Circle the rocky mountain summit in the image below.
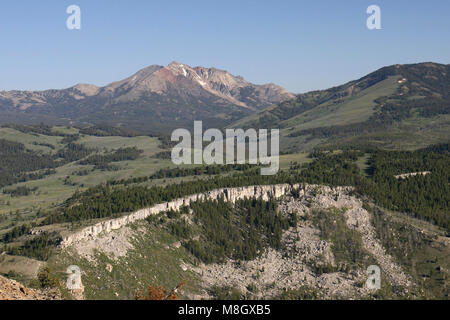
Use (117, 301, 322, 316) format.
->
(102, 61, 293, 110)
(0, 62, 293, 132)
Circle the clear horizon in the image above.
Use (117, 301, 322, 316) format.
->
(1, 0, 449, 94)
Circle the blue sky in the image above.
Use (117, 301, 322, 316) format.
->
(0, 0, 449, 93)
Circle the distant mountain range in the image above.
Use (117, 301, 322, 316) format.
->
(1, 61, 449, 150)
(0, 62, 293, 133)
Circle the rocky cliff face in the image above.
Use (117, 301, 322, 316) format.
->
(60, 184, 309, 248)
(58, 183, 424, 300)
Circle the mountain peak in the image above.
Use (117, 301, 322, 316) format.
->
(0, 62, 294, 132)
(166, 61, 190, 78)
(168, 60, 181, 66)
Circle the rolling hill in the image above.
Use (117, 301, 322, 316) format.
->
(233, 62, 450, 152)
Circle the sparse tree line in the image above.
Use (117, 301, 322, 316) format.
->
(0, 128, 145, 189)
(78, 147, 143, 166)
(2, 186, 38, 197)
(0, 139, 59, 188)
(3, 232, 61, 261)
(370, 206, 448, 299)
(1, 224, 32, 243)
(107, 164, 260, 186)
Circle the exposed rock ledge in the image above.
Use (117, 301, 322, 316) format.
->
(394, 171, 431, 179)
(60, 184, 350, 248)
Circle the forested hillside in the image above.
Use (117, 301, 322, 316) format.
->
(0, 139, 57, 188)
(33, 143, 450, 232)
(234, 62, 450, 153)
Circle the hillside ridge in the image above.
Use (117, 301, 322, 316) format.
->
(61, 183, 308, 247)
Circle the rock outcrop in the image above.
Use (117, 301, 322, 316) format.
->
(394, 171, 431, 179)
(189, 185, 412, 299)
(0, 275, 61, 300)
(61, 184, 357, 248)
(60, 183, 417, 299)
(60, 184, 312, 248)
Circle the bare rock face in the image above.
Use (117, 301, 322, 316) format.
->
(60, 184, 353, 249)
(60, 184, 304, 248)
